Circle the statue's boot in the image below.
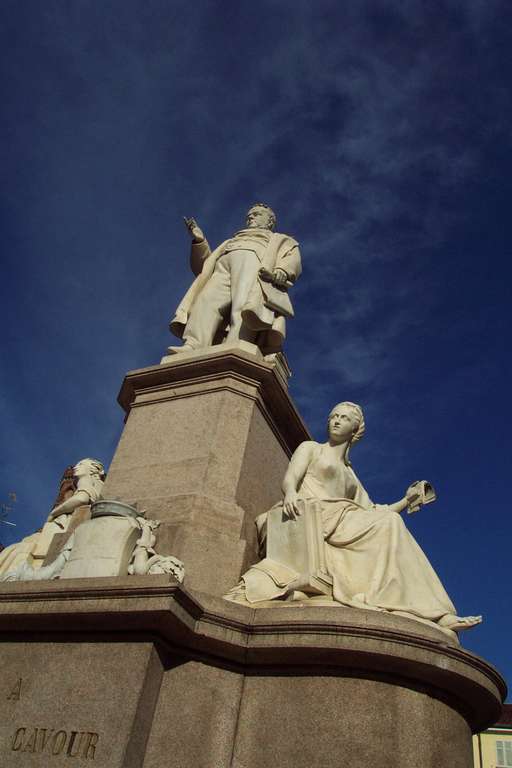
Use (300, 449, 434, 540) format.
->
(167, 344, 197, 355)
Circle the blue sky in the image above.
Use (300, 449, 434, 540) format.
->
(1, 1, 511, 691)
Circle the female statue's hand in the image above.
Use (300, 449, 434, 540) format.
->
(48, 503, 64, 520)
(405, 484, 423, 514)
(283, 491, 300, 520)
(405, 480, 436, 514)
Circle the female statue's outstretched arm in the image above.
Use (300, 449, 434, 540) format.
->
(385, 483, 437, 516)
(48, 491, 91, 520)
(386, 496, 409, 515)
(48, 458, 104, 520)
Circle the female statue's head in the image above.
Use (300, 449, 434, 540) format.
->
(72, 458, 105, 504)
(73, 458, 105, 480)
(327, 402, 365, 463)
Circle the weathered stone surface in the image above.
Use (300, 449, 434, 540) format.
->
(0, 638, 162, 767)
(231, 675, 473, 768)
(0, 577, 505, 767)
(143, 660, 242, 768)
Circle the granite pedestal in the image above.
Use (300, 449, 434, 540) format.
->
(0, 576, 505, 767)
(102, 348, 309, 596)
(0, 349, 505, 766)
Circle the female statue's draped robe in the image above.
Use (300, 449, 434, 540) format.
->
(228, 443, 456, 630)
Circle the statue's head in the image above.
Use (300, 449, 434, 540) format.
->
(327, 402, 365, 456)
(246, 203, 276, 231)
(73, 458, 105, 480)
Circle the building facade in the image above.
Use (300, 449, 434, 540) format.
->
(474, 705, 512, 767)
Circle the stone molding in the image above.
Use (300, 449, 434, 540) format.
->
(0, 576, 505, 733)
(117, 349, 310, 456)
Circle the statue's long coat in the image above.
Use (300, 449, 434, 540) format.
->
(170, 232, 302, 354)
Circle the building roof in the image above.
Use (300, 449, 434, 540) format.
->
(495, 704, 512, 727)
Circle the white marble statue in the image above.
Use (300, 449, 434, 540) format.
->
(168, 203, 302, 355)
(1, 500, 184, 584)
(47, 458, 105, 524)
(1, 538, 74, 582)
(225, 402, 481, 639)
(0, 458, 105, 577)
(128, 517, 185, 580)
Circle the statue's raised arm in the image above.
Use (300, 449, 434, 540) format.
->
(181, 216, 211, 278)
(183, 216, 205, 244)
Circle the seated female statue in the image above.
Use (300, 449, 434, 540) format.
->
(225, 402, 481, 639)
(0, 458, 104, 577)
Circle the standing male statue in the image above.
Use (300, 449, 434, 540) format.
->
(168, 203, 302, 356)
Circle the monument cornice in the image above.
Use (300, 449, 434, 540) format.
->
(0, 576, 504, 733)
(116, 349, 311, 455)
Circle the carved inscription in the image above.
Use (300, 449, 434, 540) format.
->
(7, 678, 22, 701)
(11, 727, 99, 759)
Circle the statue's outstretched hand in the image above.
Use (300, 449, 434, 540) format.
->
(183, 216, 205, 243)
(405, 480, 436, 514)
(283, 491, 300, 520)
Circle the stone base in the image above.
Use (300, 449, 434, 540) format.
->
(102, 348, 310, 596)
(0, 577, 505, 768)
